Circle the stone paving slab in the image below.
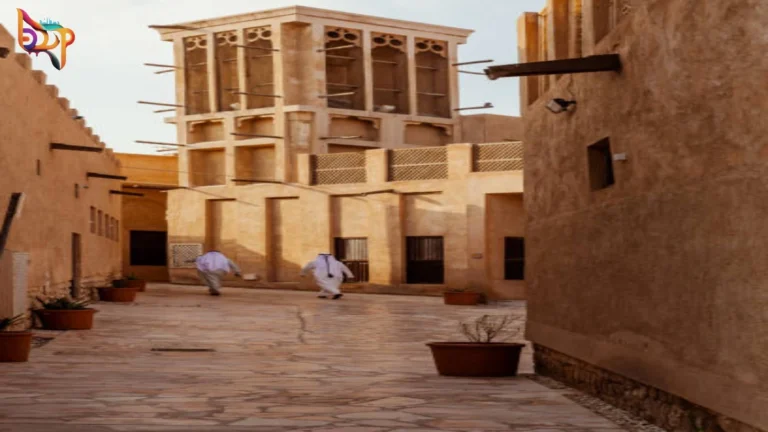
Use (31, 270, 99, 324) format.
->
(0, 285, 626, 431)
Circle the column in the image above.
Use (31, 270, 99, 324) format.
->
(362, 29, 374, 112)
(206, 33, 217, 113)
(407, 36, 418, 115)
(517, 13, 540, 115)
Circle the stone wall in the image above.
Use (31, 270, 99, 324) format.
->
(517, 0, 768, 430)
(0, 25, 122, 322)
(534, 346, 762, 432)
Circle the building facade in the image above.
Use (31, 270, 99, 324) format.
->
(116, 153, 178, 282)
(131, 7, 527, 299)
(0, 25, 122, 321)
(513, 0, 767, 430)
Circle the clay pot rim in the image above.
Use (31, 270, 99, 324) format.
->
(34, 308, 97, 313)
(0, 330, 33, 336)
(427, 342, 526, 348)
(99, 286, 140, 290)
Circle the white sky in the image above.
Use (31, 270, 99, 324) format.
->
(3, 0, 545, 154)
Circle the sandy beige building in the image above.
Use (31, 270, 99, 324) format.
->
(116, 153, 178, 282)
(0, 25, 122, 320)
(497, 0, 768, 430)
(122, 6, 527, 299)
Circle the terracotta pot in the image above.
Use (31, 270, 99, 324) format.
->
(98, 287, 139, 302)
(443, 291, 481, 305)
(427, 342, 525, 377)
(0, 331, 32, 362)
(35, 309, 96, 330)
(125, 279, 146, 291)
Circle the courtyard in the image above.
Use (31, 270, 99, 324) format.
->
(0, 285, 629, 432)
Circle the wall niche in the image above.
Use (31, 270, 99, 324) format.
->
(329, 115, 379, 141)
(324, 27, 365, 111)
(371, 33, 409, 114)
(187, 120, 225, 144)
(415, 38, 450, 118)
(404, 122, 452, 146)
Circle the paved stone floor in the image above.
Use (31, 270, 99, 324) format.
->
(0, 285, 626, 432)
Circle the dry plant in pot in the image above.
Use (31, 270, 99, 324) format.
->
(35, 297, 96, 330)
(0, 314, 32, 362)
(99, 274, 141, 302)
(124, 273, 146, 291)
(443, 287, 481, 305)
(427, 314, 525, 377)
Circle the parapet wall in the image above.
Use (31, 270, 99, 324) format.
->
(0, 24, 122, 316)
(0, 25, 119, 166)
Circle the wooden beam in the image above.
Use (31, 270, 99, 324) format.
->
(144, 63, 180, 69)
(0, 193, 22, 261)
(86, 172, 128, 181)
(135, 140, 186, 147)
(110, 190, 144, 197)
(234, 44, 279, 52)
(452, 59, 493, 67)
(231, 91, 282, 98)
(50, 143, 103, 153)
(317, 44, 356, 53)
(485, 54, 621, 80)
(138, 101, 184, 108)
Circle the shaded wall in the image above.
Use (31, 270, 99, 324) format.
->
(521, 0, 768, 429)
(0, 25, 121, 306)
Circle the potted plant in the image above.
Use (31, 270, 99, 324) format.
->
(35, 297, 96, 330)
(0, 314, 32, 362)
(98, 274, 141, 302)
(427, 314, 525, 377)
(124, 273, 146, 292)
(443, 287, 481, 305)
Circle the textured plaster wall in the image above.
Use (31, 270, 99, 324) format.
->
(165, 148, 524, 298)
(460, 114, 524, 143)
(0, 25, 121, 303)
(522, 0, 768, 429)
(119, 154, 178, 186)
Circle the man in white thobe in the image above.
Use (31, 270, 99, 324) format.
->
(194, 250, 242, 296)
(300, 253, 354, 300)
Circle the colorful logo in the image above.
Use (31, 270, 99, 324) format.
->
(17, 8, 75, 70)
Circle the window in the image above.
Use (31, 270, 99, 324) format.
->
(74, 184, 79, 198)
(406, 236, 444, 284)
(334, 238, 369, 283)
(36, 159, 41, 176)
(130, 231, 168, 266)
(97, 210, 103, 236)
(105, 214, 110, 239)
(111, 218, 117, 241)
(587, 137, 615, 190)
(115, 220, 119, 242)
(504, 237, 525, 280)
(90, 207, 96, 234)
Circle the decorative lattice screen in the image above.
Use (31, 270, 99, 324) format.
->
(170, 243, 203, 268)
(473, 142, 524, 172)
(312, 153, 367, 185)
(388, 147, 448, 181)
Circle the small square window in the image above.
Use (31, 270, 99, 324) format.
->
(587, 137, 615, 190)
